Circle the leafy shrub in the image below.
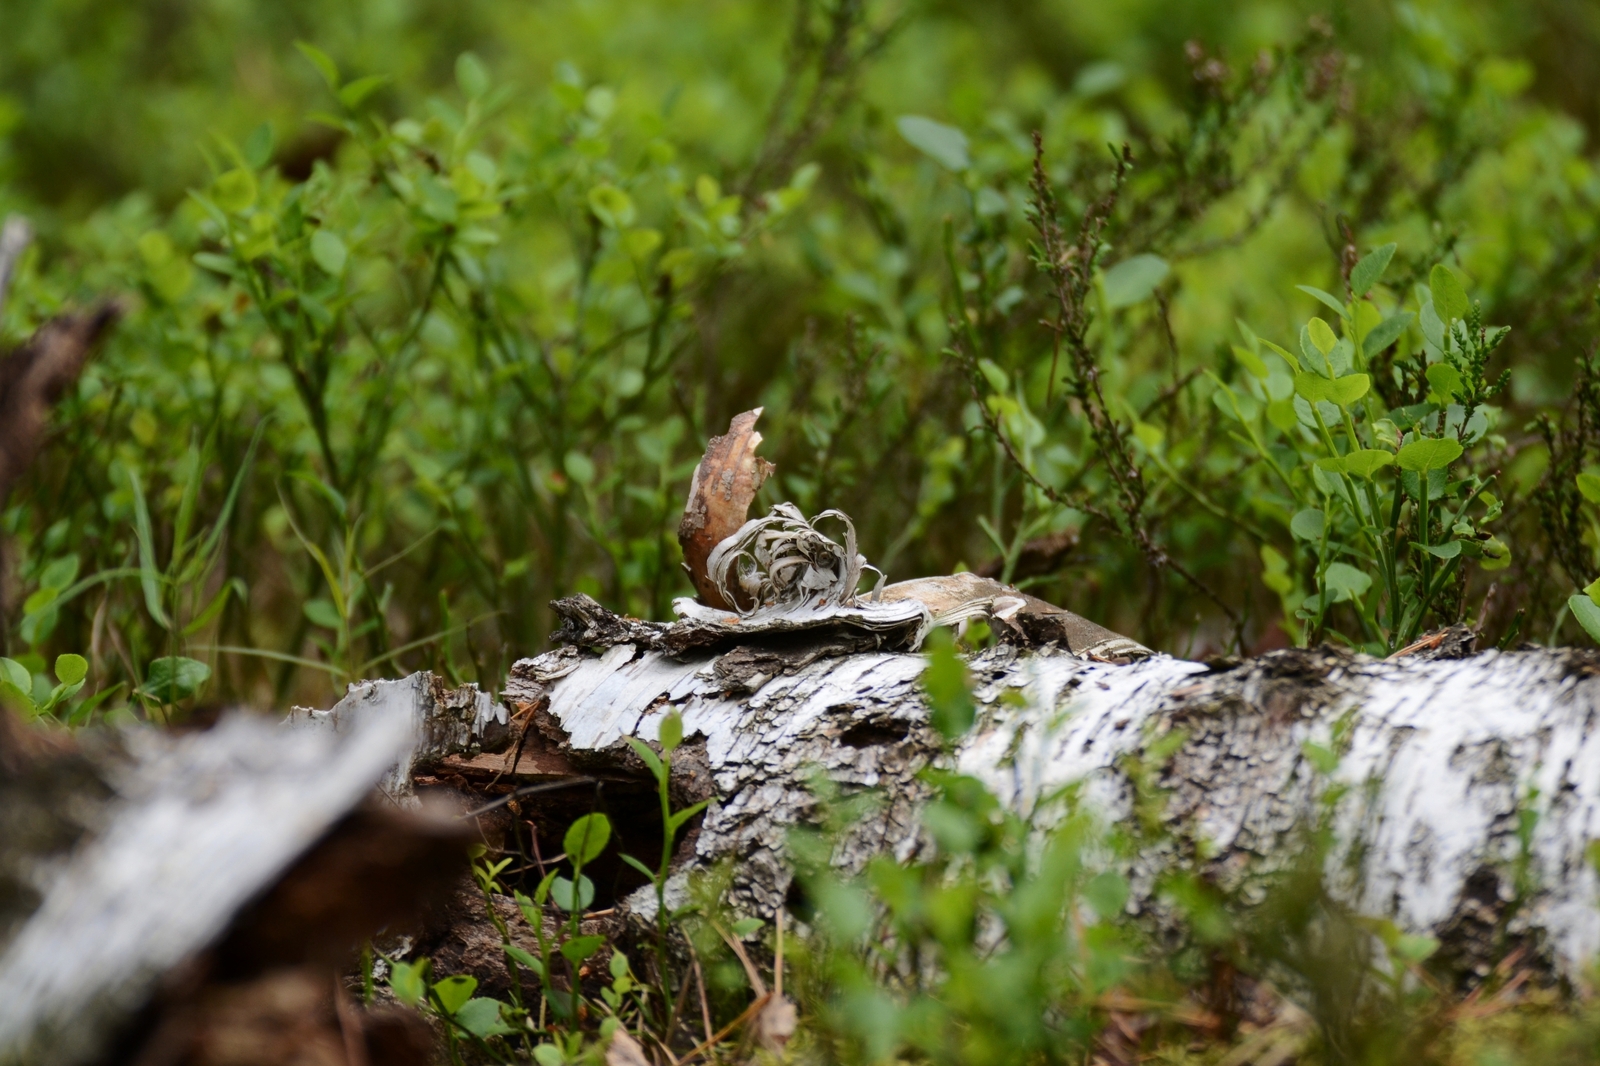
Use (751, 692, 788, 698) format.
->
(7, 3, 1600, 719)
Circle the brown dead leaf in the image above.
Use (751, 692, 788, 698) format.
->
(678, 408, 775, 609)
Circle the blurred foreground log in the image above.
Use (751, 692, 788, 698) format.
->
(0, 705, 468, 1065)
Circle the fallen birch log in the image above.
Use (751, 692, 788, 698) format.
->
(453, 614, 1600, 985)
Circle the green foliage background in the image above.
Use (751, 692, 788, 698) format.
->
(5, 0, 1600, 713)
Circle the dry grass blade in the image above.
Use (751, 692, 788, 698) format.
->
(674, 992, 773, 1066)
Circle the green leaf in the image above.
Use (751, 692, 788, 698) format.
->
(1395, 934, 1441, 964)
(1322, 449, 1395, 478)
(243, 122, 275, 169)
(1297, 286, 1348, 318)
(1350, 243, 1397, 297)
(432, 974, 478, 1015)
(504, 942, 542, 969)
(303, 598, 342, 630)
(54, 654, 88, 687)
(730, 917, 765, 937)
(1425, 362, 1463, 402)
(895, 115, 969, 171)
(1101, 254, 1169, 309)
(560, 935, 606, 964)
(455, 997, 513, 1037)
(1290, 509, 1325, 541)
(1266, 398, 1298, 433)
(213, 169, 257, 213)
(39, 679, 84, 717)
(1322, 562, 1372, 603)
(295, 41, 340, 90)
(563, 813, 612, 866)
(183, 578, 243, 637)
(666, 800, 710, 836)
(625, 736, 664, 779)
(1307, 318, 1340, 356)
(1430, 264, 1470, 322)
(532, 1045, 565, 1066)
(1084, 871, 1130, 919)
(1481, 536, 1511, 572)
(338, 74, 390, 109)
(1294, 372, 1369, 407)
(1211, 386, 1258, 423)
(1231, 345, 1270, 379)
(1301, 741, 1340, 775)
(549, 874, 594, 912)
(1414, 540, 1462, 560)
(1362, 312, 1413, 358)
(456, 53, 490, 99)
(609, 950, 631, 980)
(658, 710, 683, 753)
(1571, 594, 1600, 644)
(587, 184, 635, 228)
(0, 658, 31, 695)
(515, 887, 545, 925)
(388, 960, 427, 1006)
(1396, 437, 1464, 472)
(622, 228, 662, 259)
(0, 678, 34, 716)
(139, 657, 211, 704)
(124, 466, 171, 630)
(40, 555, 78, 591)
(1400, 467, 1448, 501)
(922, 629, 975, 740)
(310, 230, 348, 276)
(1261, 339, 1300, 372)
(1577, 474, 1600, 504)
(193, 252, 240, 279)
(620, 853, 658, 882)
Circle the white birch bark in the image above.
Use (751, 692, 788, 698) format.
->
(501, 637, 1600, 982)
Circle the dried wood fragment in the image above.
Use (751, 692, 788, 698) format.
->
(879, 571, 1149, 660)
(678, 408, 775, 609)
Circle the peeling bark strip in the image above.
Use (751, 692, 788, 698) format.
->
(491, 620, 1600, 982)
(677, 407, 775, 609)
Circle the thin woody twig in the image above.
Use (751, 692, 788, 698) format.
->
(688, 942, 715, 1048)
(711, 919, 767, 996)
(674, 992, 774, 1066)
